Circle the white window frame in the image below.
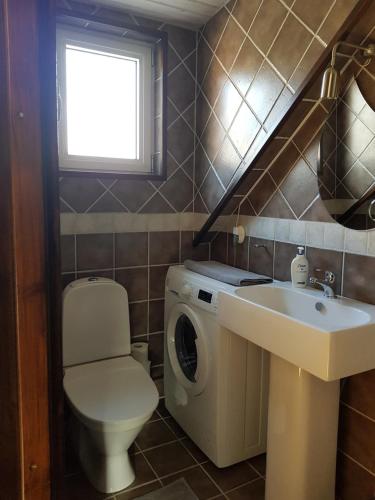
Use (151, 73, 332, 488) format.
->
(56, 27, 154, 175)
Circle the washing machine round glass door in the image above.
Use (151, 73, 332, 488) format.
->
(167, 303, 208, 395)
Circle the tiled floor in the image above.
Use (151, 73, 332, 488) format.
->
(62, 397, 266, 500)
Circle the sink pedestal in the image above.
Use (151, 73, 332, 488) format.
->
(266, 354, 340, 500)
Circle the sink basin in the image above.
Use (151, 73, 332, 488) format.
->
(219, 282, 375, 381)
(219, 281, 375, 500)
(235, 285, 370, 331)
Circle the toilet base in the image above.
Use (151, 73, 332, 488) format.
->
(78, 424, 136, 494)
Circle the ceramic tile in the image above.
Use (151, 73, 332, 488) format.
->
(202, 461, 257, 492)
(144, 441, 196, 477)
(344, 228, 369, 255)
(288, 220, 306, 244)
(323, 223, 345, 251)
(306, 222, 324, 248)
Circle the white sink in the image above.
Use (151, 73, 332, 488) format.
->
(218, 281, 375, 500)
(219, 281, 375, 381)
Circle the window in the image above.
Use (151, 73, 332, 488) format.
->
(57, 27, 154, 175)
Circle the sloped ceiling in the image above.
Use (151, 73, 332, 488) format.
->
(92, 0, 229, 28)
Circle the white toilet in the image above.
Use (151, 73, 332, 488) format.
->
(63, 277, 159, 494)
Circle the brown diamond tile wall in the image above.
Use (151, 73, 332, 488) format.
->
(194, 0, 360, 215)
(59, 0, 197, 215)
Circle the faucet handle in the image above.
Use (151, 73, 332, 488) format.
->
(324, 270, 335, 284)
(313, 268, 335, 284)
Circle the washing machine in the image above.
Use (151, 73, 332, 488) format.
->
(164, 265, 269, 467)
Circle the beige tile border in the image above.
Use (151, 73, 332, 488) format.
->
(220, 215, 375, 257)
(60, 212, 209, 235)
(61, 211, 375, 257)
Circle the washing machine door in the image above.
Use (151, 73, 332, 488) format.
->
(167, 303, 208, 396)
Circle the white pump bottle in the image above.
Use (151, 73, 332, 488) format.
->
(291, 246, 309, 288)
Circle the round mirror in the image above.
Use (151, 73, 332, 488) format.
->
(318, 78, 375, 230)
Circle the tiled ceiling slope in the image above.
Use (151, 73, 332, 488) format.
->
(193, 0, 361, 214)
(225, 1, 375, 224)
(90, 0, 230, 28)
(59, 0, 198, 215)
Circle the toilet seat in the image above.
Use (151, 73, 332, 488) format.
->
(64, 356, 158, 432)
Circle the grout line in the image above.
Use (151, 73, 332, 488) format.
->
(224, 476, 265, 495)
(337, 449, 375, 477)
(341, 251, 345, 296)
(237, 100, 322, 212)
(341, 402, 375, 424)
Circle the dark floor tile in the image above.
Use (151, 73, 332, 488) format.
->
(180, 438, 209, 464)
(64, 439, 81, 477)
(60, 473, 106, 500)
(226, 478, 265, 499)
(148, 410, 161, 423)
(202, 461, 257, 492)
(164, 416, 186, 438)
(162, 465, 220, 499)
(157, 398, 171, 418)
(117, 481, 162, 500)
(144, 441, 195, 477)
(247, 453, 266, 477)
(154, 378, 165, 397)
(136, 420, 176, 450)
(129, 453, 158, 488)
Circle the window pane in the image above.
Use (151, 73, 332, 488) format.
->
(65, 45, 138, 159)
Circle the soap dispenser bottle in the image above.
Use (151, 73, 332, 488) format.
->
(291, 246, 309, 288)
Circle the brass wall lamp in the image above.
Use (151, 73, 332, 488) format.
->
(320, 40, 375, 99)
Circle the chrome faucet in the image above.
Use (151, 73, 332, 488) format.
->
(309, 269, 336, 299)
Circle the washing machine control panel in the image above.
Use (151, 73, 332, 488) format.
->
(166, 270, 221, 313)
(198, 289, 213, 304)
(179, 281, 218, 312)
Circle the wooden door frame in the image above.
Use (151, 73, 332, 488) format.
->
(0, 0, 62, 498)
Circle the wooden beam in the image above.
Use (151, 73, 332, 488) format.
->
(0, 1, 22, 497)
(0, 0, 53, 497)
(193, 0, 373, 246)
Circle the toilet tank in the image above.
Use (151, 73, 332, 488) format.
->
(63, 278, 131, 366)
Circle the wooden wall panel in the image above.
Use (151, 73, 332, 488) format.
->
(0, 0, 54, 498)
(0, 2, 22, 497)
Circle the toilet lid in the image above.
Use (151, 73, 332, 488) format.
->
(64, 357, 158, 425)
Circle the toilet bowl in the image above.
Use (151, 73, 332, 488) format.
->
(63, 278, 158, 494)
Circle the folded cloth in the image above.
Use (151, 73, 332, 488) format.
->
(184, 260, 273, 286)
